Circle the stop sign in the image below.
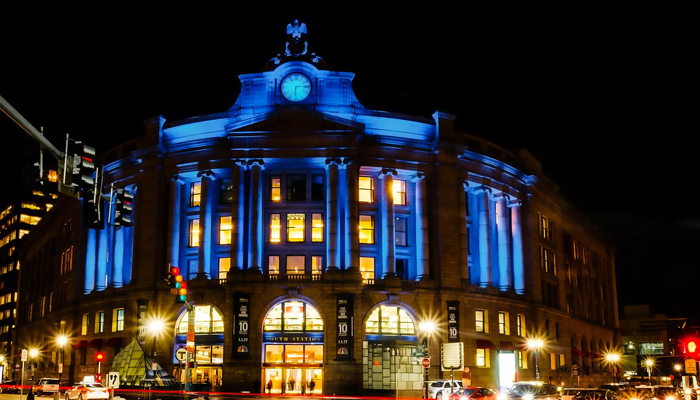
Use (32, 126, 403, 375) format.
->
(422, 357, 431, 368)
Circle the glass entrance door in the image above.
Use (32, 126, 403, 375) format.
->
(264, 367, 323, 395)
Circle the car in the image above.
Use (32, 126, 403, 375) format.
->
(0, 380, 24, 394)
(500, 382, 560, 400)
(64, 383, 109, 400)
(449, 387, 498, 400)
(32, 378, 60, 396)
(429, 380, 463, 399)
(648, 385, 679, 400)
(599, 383, 632, 394)
(569, 389, 619, 400)
(562, 388, 590, 400)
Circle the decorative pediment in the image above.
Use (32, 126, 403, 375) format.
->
(228, 106, 364, 134)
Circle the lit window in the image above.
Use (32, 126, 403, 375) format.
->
(573, 240, 580, 259)
(360, 257, 375, 283)
(582, 247, 589, 265)
(476, 310, 487, 333)
(393, 179, 406, 205)
(81, 313, 89, 335)
(271, 177, 281, 201)
(112, 308, 124, 332)
(286, 255, 305, 275)
(176, 305, 223, 334)
(541, 215, 549, 239)
(476, 348, 490, 367)
(219, 216, 232, 245)
(287, 213, 305, 242)
(518, 351, 528, 368)
(189, 219, 200, 247)
(311, 256, 323, 276)
(270, 214, 281, 243)
(498, 311, 510, 335)
(95, 311, 104, 333)
(268, 256, 280, 275)
(311, 213, 324, 242)
(516, 314, 526, 337)
(359, 176, 374, 203)
(190, 182, 201, 207)
(395, 217, 407, 246)
(47, 169, 58, 183)
(365, 305, 415, 335)
(359, 215, 374, 244)
(219, 258, 230, 279)
(263, 301, 323, 332)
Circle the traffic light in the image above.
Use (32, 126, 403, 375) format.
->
(71, 141, 96, 193)
(685, 340, 698, 358)
(83, 190, 104, 230)
(114, 189, 134, 227)
(95, 352, 105, 362)
(168, 266, 188, 302)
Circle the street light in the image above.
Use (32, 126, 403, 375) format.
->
(526, 337, 545, 381)
(604, 351, 621, 383)
(148, 317, 166, 377)
(419, 321, 435, 399)
(29, 348, 39, 382)
(644, 358, 655, 385)
(56, 334, 69, 382)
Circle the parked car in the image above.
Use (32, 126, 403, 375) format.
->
(0, 380, 24, 394)
(568, 389, 619, 400)
(64, 383, 109, 400)
(500, 382, 560, 400)
(32, 378, 60, 396)
(429, 380, 463, 399)
(599, 383, 632, 394)
(562, 388, 589, 400)
(449, 387, 498, 400)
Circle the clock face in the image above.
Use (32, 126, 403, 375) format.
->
(281, 73, 311, 101)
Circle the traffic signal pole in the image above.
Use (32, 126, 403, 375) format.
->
(0, 94, 64, 161)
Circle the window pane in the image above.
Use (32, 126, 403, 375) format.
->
(393, 179, 406, 205)
(270, 214, 281, 243)
(286, 256, 305, 275)
(395, 217, 407, 246)
(219, 216, 232, 244)
(287, 175, 306, 201)
(283, 301, 305, 331)
(218, 258, 230, 280)
(269, 256, 280, 275)
(305, 344, 324, 363)
(190, 182, 201, 207)
(220, 179, 233, 203)
(360, 257, 374, 283)
(194, 305, 211, 333)
(264, 304, 283, 331)
(265, 344, 283, 362)
(305, 306, 323, 331)
(189, 219, 200, 247)
(359, 215, 374, 244)
(287, 213, 305, 242)
(285, 344, 304, 363)
(398, 308, 415, 334)
(271, 177, 281, 201)
(311, 174, 324, 201)
(359, 177, 374, 203)
(311, 256, 323, 275)
(311, 214, 324, 242)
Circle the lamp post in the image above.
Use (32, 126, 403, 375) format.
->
(644, 358, 655, 386)
(419, 321, 435, 399)
(526, 338, 545, 381)
(148, 317, 165, 378)
(29, 348, 39, 383)
(604, 352, 621, 383)
(56, 334, 68, 383)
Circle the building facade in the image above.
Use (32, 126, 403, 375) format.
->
(15, 22, 619, 395)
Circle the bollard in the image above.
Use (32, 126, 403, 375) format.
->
(53, 392, 60, 400)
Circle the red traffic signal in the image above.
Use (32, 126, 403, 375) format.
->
(95, 352, 105, 362)
(687, 341, 697, 354)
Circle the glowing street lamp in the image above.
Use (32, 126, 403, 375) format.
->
(526, 337, 545, 381)
(147, 316, 166, 377)
(56, 334, 69, 382)
(604, 351, 622, 383)
(644, 358, 655, 385)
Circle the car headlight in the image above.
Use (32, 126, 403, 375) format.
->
(684, 390, 691, 395)
(666, 396, 676, 400)
(498, 394, 507, 400)
(523, 395, 534, 400)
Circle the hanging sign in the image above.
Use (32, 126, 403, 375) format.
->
(447, 301, 460, 342)
(336, 294, 354, 360)
(234, 294, 251, 355)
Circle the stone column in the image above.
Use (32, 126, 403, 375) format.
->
(248, 160, 264, 273)
(84, 228, 97, 294)
(497, 194, 512, 290)
(326, 158, 341, 270)
(344, 159, 359, 271)
(477, 186, 492, 287)
(197, 170, 215, 279)
(510, 199, 525, 294)
(169, 176, 184, 269)
(459, 181, 469, 281)
(379, 168, 396, 277)
(412, 172, 430, 280)
(230, 161, 246, 271)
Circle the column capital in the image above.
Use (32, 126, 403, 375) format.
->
(477, 185, 492, 194)
(197, 169, 217, 180)
(410, 171, 426, 182)
(171, 174, 186, 184)
(232, 159, 248, 168)
(247, 159, 264, 168)
(378, 167, 397, 178)
(508, 197, 523, 207)
(325, 157, 342, 166)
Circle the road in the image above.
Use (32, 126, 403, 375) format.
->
(0, 393, 382, 400)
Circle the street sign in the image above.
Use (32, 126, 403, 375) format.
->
(21, 349, 27, 362)
(572, 364, 579, 376)
(422, 357, 431, 368)
(106, 372, 120, 388)
(686, 359, 697, 374)
(176, 348, 188, 362)
(441, 342, 464, 371)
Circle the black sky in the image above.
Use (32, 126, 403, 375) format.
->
(1, 8, 697, 320)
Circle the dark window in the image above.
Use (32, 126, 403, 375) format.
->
(395, 217, 407, 246)
(220, 179, 233, 203)
(311, 174, 324, 200)
(287, 175, 306, 201)
(396, 259, 408, 280)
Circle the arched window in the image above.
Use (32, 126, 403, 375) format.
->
(365, 305, 415, 335)
(176, 305, 224, 333)
(263, 300, 323, 332)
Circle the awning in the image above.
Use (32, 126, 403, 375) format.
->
(571, 347, 585, 356)
(87, 338, 103, 348)
(500, 341, 518, 351)
(105, 337, 123, 347)
(73, 340, 88, 349)
(477, 339, 497, 349)
(590, 352, 603, 358)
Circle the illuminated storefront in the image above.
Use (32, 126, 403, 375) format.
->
(174, 305, 224, 386)
(262, 300, 324, 394)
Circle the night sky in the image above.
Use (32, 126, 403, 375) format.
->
(1, 8, 697, 320)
